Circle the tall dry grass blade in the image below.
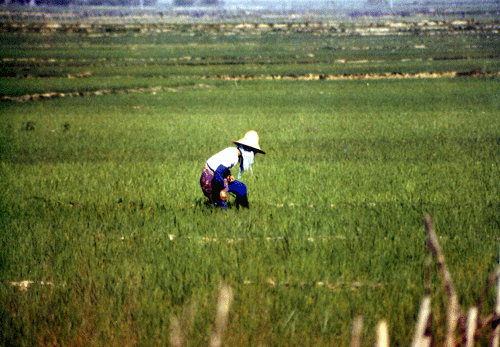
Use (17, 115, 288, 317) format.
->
(411, 296, 432, 347)
(477, 267, 500, 322)
(169, 315, 183, 347)
(425, 245, 432, 297)
(423, 215, 458, 300)
(209, 284, 234, 347)
(465, 307, 478, 347)
(185, 301, 197, 340)
(445, 294, 460, 347)
(350, 315, 363, 347)
(375, 320, 389, 347)
(493, 246, 500, 347)
(169, 301, 197, 347)
(423, 214, 464, 344)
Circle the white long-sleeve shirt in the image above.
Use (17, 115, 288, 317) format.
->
(206, 147, 239, 172)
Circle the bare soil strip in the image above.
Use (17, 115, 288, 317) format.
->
(0, 83, 213, 102)
(205, 70, 499, 81)
(2, 71, 497, 102)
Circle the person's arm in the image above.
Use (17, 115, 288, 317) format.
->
(214, 164, 228, 186)
(207, 147, 240, 207)
(213, 164, 229, 203)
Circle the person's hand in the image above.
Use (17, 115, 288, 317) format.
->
(228, 175, 235, 183)
(220, 190, 228, 201)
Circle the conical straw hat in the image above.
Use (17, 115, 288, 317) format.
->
(232, 130, 265, 154)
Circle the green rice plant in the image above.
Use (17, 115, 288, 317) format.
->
(0, 23, 499, 345)
(1, 76, 499, 346)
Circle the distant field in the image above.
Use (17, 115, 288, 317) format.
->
(1, 10, 500, 347)
(1, 11, 500, 87)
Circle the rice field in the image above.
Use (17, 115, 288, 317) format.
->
(1, 8, 499, 347)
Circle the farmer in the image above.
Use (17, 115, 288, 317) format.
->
(200, 130, 265, 209)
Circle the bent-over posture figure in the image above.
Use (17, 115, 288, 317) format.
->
(200, 130, 265, 209)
